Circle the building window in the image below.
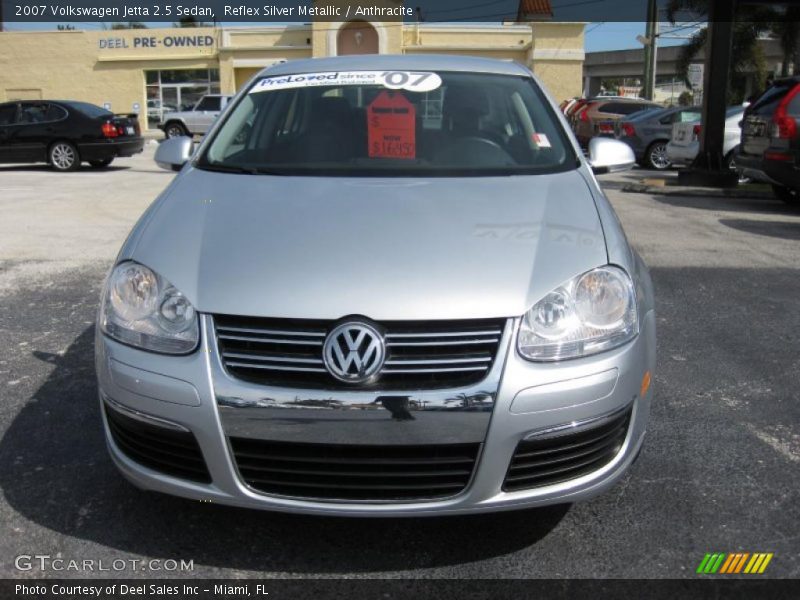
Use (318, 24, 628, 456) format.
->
(145, 68, 220, 129)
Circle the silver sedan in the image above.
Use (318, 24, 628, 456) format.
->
(95, 55, 655, 516)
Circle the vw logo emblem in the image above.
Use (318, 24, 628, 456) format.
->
(323, 321, 385, 384)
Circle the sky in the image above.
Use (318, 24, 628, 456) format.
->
(1, 20, 695, 53)
(585, 21, 693, 52)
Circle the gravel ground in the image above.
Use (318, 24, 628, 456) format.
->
(0, 147, 798, 579)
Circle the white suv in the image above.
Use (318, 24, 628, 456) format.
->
(161, 94, 232, 138)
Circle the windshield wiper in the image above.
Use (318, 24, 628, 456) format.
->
(196, 163, 291, 176)
(196, 163, 260, 175)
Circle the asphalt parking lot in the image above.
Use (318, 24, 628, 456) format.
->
(0, 144, 798, 579)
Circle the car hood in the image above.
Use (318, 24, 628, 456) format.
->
(126, 168, 607, 320)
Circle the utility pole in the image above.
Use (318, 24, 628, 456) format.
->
(678, 0, 738, 187)
(641, 0, 658, 100)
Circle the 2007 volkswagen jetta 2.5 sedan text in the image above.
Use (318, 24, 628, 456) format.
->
(95, 55, 655, 516)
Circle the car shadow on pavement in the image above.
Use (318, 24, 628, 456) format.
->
(648, 192, 799, 216)
(0, 165, 130, 173)
(719, 218, 800, 241)
(0, 326, 569, 574)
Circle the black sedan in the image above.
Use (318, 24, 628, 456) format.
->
(0, 100, 144, 171)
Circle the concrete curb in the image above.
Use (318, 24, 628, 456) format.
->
(621, 183, 775, 200)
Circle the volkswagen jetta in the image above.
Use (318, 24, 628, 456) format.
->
(96, 55, 655, 515)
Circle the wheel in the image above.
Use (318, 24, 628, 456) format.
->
(772, 184, 800, 205)
(724, 149, 750, 185)
(89, 158, 114, 168)
(645, 141, 671, 170)
(164, 122, 189, 139)
(49, 141, 80, 171)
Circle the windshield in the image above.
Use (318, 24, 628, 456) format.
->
(199, 70, 576, 177)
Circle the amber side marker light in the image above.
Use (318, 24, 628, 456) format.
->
(640, 371, 651, 398)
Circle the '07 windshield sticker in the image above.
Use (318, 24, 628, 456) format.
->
(249, 71, 442, 94)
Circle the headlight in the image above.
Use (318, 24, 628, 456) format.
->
(100, 261, 199, 354)
(518, 265, 637, 361)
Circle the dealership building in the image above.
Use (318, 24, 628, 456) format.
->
(0, 0, 585, 130)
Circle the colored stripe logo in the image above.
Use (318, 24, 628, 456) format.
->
(696, 553, 773, 574)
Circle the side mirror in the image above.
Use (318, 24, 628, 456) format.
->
(587, 137, 636, 175)
(155, 137, 193, 172)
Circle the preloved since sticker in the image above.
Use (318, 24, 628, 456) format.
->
(250, 71, 442, 94)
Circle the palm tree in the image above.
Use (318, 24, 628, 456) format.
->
(770, 7, 800, 76)
(666, 0, 780, 103)
(173, 16, 212, 28)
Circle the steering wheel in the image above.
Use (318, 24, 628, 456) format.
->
(456, 136, 505, 152)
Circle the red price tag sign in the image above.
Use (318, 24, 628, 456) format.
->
(367, 91, 416, 160)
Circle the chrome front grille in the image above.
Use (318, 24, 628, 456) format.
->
(213, 315, 506, 390)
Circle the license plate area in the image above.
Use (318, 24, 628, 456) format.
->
(745, 120, 767, 137)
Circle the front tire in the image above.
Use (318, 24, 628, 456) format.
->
(164, 122, 189, 139)
(772, 184, 800, 205)
(49, 141, 80, 171)
(645, 141, 671, 170)
(89, 158, 114, 168)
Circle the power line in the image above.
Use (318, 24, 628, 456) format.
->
(551, 0, 607, 9)
(585, 22, 606, 34)
(660, 21, 704, 36)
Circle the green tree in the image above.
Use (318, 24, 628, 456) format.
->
(173, 17, 212, 28)
(666, 0, 779, 103)
(770, 7, 800, 76)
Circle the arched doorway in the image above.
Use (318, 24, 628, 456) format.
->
(337, 21, 379, 55)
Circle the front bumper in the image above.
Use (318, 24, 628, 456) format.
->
(95, 312, 656, 516)
(666, 142, 698, 165)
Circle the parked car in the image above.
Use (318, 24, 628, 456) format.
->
(147, 99, 177, 126)
(565, 95, 624, 123)
(615, 106, 702, 170)
(0, 100, 143, 171)
(736, 76, 800, 204)
(560, 97, 580, 115)
(573, 98, 661, 147)
(160, 94, 233, 138)
(666, 106, 745, 169)
(96, 55, 655, 516)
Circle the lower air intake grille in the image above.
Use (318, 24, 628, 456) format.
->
(503, 406, 632, 492)
(105, 403, 211, 484)
(229, 438, 480, 501)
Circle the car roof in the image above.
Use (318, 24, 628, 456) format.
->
(260, 54, 530, 78)
(771, 76, 800, 86)
(626, 106, 672, 121)
(594, 98, 656, 104)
